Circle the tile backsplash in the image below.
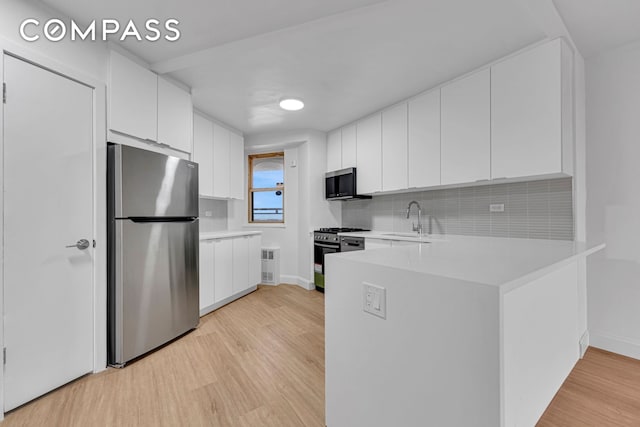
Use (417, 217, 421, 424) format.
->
(342, 178, 573, 240)
(199, 198, 228, 232)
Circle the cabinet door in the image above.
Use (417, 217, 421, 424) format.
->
(441, 69, 490, 185)
(108, 51, 157, 142)
(232, 237, 250, 294)
(199, 240, 215, 311)
(491, 40, 563, 179)
(157, 77, 193, 153)
(248, 235, 262, 286)
(356, 113, 382, 194)
(193, 114, 214, 197)
(228, 131, 245, 200)
(212, 123, 230, 198)
(382, 103, 408, 191)
(213, 239, 233, 303)
(408, 90, 441, 188)
(341, 124, 357, 168)
(327, 129, 342, 172)
(365, 238, 392, 250)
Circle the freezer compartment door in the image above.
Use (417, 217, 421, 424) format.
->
(111, 218, 199, 365)
(110, 144, 198, 218)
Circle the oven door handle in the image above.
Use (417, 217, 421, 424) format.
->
(314, 243, 339, 249)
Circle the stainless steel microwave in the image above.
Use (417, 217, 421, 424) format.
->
(325, 167, 371, 200)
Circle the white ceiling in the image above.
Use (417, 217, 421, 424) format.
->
(39, 0, 640, 135)
(553, 0, 640, 59)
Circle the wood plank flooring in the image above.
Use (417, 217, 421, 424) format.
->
(4, 284, 640, 426)
(3, 285, 325, 427)
(538, 347, 640, 426)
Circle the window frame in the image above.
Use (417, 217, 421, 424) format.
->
(247, 152, 285, 224)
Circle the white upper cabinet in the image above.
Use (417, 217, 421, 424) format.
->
(356, 113, 383, 194)
(327, 130, 342, 172)
(408, 89, 441, 188)
(441, 69, 491, 185)
(212, 123, 231, 198)
(326, 124, 357, 172)
(228, 131, 245, 200)
(341, 124, 357, 168)
(382, 103, 408, 191)
(491, 39, 573, 179)
(157, 77, 193, 153)
(109, 51, 157, 142)
(193, 113, 214, 197)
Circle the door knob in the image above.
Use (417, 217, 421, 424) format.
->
(66, 239, 90, 250)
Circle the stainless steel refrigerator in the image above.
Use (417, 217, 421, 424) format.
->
(107, 144, 199, 367)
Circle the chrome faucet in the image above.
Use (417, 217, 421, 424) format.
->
(406, 201, 423, 237)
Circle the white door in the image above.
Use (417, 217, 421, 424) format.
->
(3, 55, 94, 411)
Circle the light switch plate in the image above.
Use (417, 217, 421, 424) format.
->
(363, 282, 386, 319)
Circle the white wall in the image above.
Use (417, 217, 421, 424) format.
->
(586, 40, 640, 359)
(0, 0, 109, 82)
(228, 130, 340, 288)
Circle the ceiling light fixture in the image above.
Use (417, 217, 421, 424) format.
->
(279, 98, 304, 111)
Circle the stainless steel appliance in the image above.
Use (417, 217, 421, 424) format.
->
(107, 144, 199, 367)
(325, 168, 371, 200)
(340, 235, 365, 252)
(313, 228, 368, 291)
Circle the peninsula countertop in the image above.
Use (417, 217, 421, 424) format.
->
(330, 234, 605, 292)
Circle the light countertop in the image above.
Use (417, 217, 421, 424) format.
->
(330, 234, 605, 292)
(200, 230, 262, 240)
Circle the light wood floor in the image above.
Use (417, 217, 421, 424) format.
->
(3, 285, 325, 426)
(4, 284, 640, 426)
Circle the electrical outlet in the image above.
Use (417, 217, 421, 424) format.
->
(489, 203, 505, 213)
(363, 283, 386, 319)
(204, 211, 213, 217)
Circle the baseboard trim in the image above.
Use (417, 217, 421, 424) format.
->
(590, 331, 640, 361)
(280, 275, 315, 291)
(199, 286, 257, 317)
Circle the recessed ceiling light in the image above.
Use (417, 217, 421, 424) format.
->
(279, 98, 304, 111)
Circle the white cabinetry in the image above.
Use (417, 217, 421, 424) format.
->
(248, 235, 262, 287)
(213, 239, 233, 304)
(212, 123, 230, 198)
(491, 39, 573, 179)
(109, 51, 157, 142)
(157, 77, 193, 153)
(327, 124, 357, 172)
(341, 124, 357, 168)
(228, 131, 245, 200)
(232, 237, 250, 295)
(382, 103, 408, 192)
(365, 238, 392, 250)
(408, 89, 441, 188)
(199, 240, 215, 310)
(441, 69, 491, 185)
(193, 113, 214, 197)
(194, 117, 244, 200)
(327, 130, 342, 172)
(356, 113, 382, 194)
(108, 50, 193, 154)
(200, 233, 262, 316)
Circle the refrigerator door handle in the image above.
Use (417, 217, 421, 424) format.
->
(126, 217, 199, 223)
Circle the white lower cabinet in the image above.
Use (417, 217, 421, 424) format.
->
(365, 238, 392, 250)
(232, 237, 250, 295)
(199, 239, 216, 309)
(199, 233, 262, 316)
(213, 239, 233, 304)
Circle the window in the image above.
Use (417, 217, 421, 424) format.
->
(248, 152, 285, 223)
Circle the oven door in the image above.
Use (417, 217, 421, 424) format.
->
(314, 242, 339, 290)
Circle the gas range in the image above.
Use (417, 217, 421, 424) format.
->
(314, 227, 369, 244)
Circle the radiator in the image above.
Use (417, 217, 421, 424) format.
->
(261, 247, 280, 285)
